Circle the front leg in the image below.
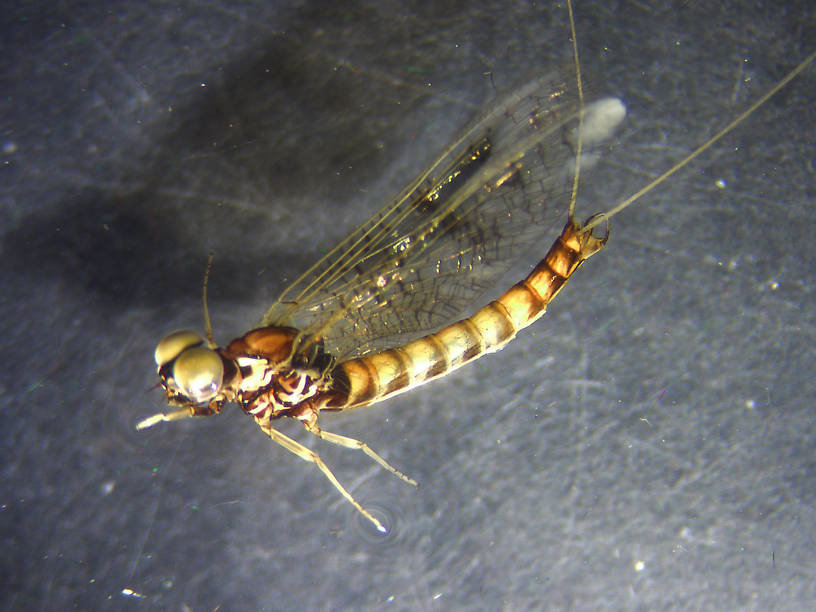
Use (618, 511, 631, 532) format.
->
(136, 402, 221, 430)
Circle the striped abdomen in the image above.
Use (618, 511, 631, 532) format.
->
(335, 216, 606, 409)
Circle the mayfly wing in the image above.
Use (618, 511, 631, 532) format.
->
(261, 72, 621, 361)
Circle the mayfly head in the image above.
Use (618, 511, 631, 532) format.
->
(154, 330, 226, 405)
(137, 330, 236, 431)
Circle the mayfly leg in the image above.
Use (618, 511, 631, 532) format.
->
(256, 421, 393, 532)
(302, 421, 418, 486)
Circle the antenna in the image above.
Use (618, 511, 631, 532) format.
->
(203, 253, 216, 348)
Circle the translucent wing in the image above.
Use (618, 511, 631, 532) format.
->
(261, 72, 607, 361)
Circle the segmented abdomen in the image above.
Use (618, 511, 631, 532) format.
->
(336, 216, 606, 408)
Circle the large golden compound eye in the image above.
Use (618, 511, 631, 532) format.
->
(172, 346, 224, 403)
(154, 330, 204, 367)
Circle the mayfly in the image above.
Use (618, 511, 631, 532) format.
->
(138, 5, 815, 531)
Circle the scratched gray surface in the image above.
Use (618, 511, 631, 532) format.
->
(2, 1, 815, 610)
